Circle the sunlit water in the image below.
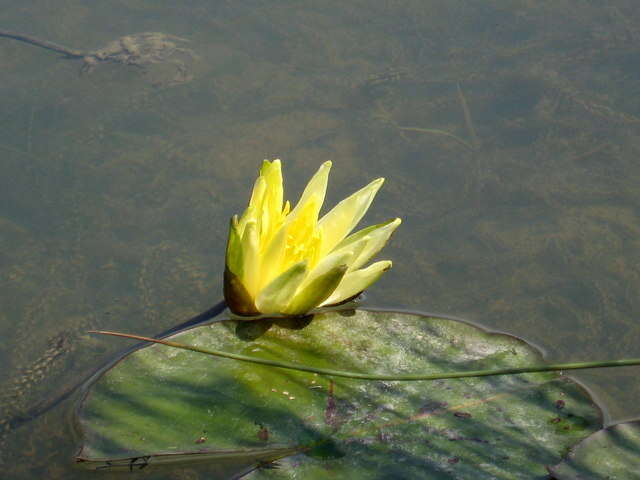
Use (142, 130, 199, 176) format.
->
(1, 1, 640, 478)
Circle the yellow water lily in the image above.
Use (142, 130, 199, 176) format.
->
(224, 160, 401, 317)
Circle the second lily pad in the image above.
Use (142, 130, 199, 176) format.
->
(75, 309, 602, 478)
(549, 419, 640, 479)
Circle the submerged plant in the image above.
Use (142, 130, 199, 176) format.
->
(224, 160, 401, 317)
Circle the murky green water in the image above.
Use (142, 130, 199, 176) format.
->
(1, 1, 639, 477)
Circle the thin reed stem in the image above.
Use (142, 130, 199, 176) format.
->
(91, 330, 640, 381)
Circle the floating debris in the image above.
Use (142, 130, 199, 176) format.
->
(0, 29, 197, 84)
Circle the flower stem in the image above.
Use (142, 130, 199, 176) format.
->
(90, 330, 640, 381)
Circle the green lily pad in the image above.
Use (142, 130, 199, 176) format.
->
(548, 419, 640, 479)
(75, 309, 602, 478)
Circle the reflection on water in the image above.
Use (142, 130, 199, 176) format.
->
(1, 0, 639, 477)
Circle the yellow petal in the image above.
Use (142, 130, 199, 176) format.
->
(241, 221, 260, 297)
(248, 175, 267, 210)
(257, 224, 288, 290)
(256, 261, 307, 314)
(321, 260, 392, 306)
(288, 160, 331, 222)
(332, 218, 394, 252)
(320, 234, 369, 273)
(284, 264, 347, 315)
(296, 250, 353, 293)
(259, 159, 284, 245)
(318, 178, 384, 257)
(260, 159, 283, 212)
(349, 218, 401, 271)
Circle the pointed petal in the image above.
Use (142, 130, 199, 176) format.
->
(259, 159, 284, 239)
(237, 202, 258, 237)
(288, 161, 331, 221)
(225, 215, 243, 277)
(256, 261, 307, 314)
(326, 219, 400, 272)
(259, 158, 275, 176)
(349, 218, 401, 271)
(237, 177, 265, 234)
(331, 221, 385, 252)
(297, 250, 354, 293)
(318, 178, 384, 257)
(260, 159, 283, 208)
(321, 260, 392, 306)
(332, 218, 397, 251)
(284, 264, 347, 315)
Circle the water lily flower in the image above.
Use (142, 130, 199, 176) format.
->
(224, 160, 401, 317)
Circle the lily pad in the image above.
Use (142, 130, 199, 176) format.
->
(548, 419, 640, 479)
(75, 309, 602, 478)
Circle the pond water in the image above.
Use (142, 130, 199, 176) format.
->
(1, 1, 639, 478)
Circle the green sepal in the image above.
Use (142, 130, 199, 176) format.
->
(223, 266, 259, 317)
